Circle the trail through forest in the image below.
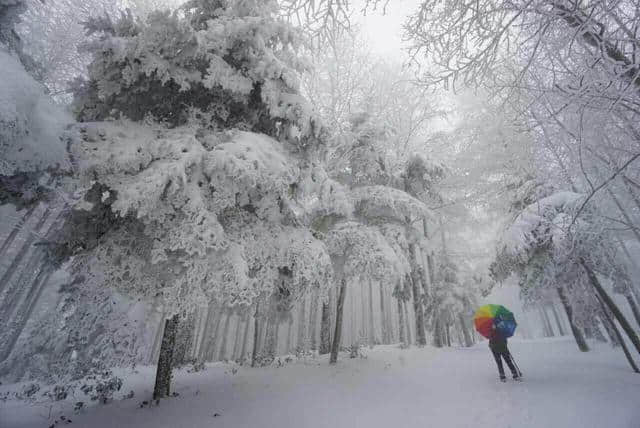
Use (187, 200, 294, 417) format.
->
(3, 337, 639, 428)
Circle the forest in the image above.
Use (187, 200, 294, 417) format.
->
(1, 1, 640, 427)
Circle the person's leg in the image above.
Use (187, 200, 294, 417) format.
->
(502, 350, 519, 378)
(491, 349, 505, 378)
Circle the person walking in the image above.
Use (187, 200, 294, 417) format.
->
(489, 323, 521, 382)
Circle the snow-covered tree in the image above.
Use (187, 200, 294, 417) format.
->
(74, 0, 320, 142)
(318, 110, 435, 355)
(325, 222, 409, 363)
(43, 0, 335, 398)
(492, 190, 640, 370)
(54, 117, 335, 394)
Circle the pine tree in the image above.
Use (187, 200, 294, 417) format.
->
(75, 0, 319, 142)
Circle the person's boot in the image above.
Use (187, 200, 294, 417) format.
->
(499, 375, 507, 382)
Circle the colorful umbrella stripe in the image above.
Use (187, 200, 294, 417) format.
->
(474, 304, 517, 339)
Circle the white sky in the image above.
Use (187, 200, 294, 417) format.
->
(354, 0, 422, 59)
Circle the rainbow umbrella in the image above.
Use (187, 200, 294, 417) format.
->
(474, 304, 517, 339)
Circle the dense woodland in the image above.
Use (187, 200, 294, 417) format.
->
(1, 0, 640, 404)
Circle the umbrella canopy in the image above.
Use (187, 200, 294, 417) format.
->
(474, 304, 517, 339)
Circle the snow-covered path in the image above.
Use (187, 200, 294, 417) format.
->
(3, 337, 640, 428)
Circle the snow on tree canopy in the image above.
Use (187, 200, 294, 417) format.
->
(64, 121, 323, 314)
(76, 0, 320, 143)
(491, 189, 638, 338)
(295, 164, 353, 231)
(377, 223, 412, 275)
(68, 123, 297, 222)
(350, 185, 433, 229)
(232, 222, 333, 307)
(499, 191, 586, 259)
(326, 221, 408, 283)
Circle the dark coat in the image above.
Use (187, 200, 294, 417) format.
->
(489, 335, 508, 354)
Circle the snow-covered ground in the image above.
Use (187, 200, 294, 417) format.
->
(2, 337, 639, 428)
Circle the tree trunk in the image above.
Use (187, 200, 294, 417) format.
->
(538, 307, 549, 337)
(0, 207, 51, 296)
(240, 311, 251, 363)
(599, 314, 620, 346)
(329, 287, 336, 343)
(329, 279, 347, 364)
(188, 310, 202, 361)
(556, 286, 589, 352)
(403, 301, 412, 345)
(172, 312, 194, 366)
(445, 322, 451, 347)
(150, 310, 167, 365)
(286, 315, 294, 354)
(458, 313, 473, 347)
(202, 307, 223, 362)
(397, 297, 406, 346)
(455, 322, 463, 346)
(408, 244, 427, 346)
(349, 283, 356, 346)
(153, 314, 180, 400)
(0, 266, 53, 362)
(320, 300, 331, 354)
(368, 279, 375, 345)
(258, 307, 268, 358)
(624, 294, 640, 329)
(207, 308, 225, 361)
(309, 290, 319, 351)
(387, 288, 395, 343)
(0, 239, 46, 322)
(545, 306, 555, 336)
(582, 261, 640, 355)
(297, 295, 307, 351)
(196, 302, 216, 362)
(231, 313, 243, 361)
(443, 322, 449, 346)
(596, 296, 639, 373)
(262, 300, 279, 365)
(0, 205, 36, 261)
(549, 303, 566, 336)
(540, 306, 554, 337)
(188, 308, 205, 360)
(251, 303, 261, 367)
(379, 282, 388, 344)
(433, 313, 444, 348)
(217, 310, 232, 361)
(0, 247, 44, 328)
